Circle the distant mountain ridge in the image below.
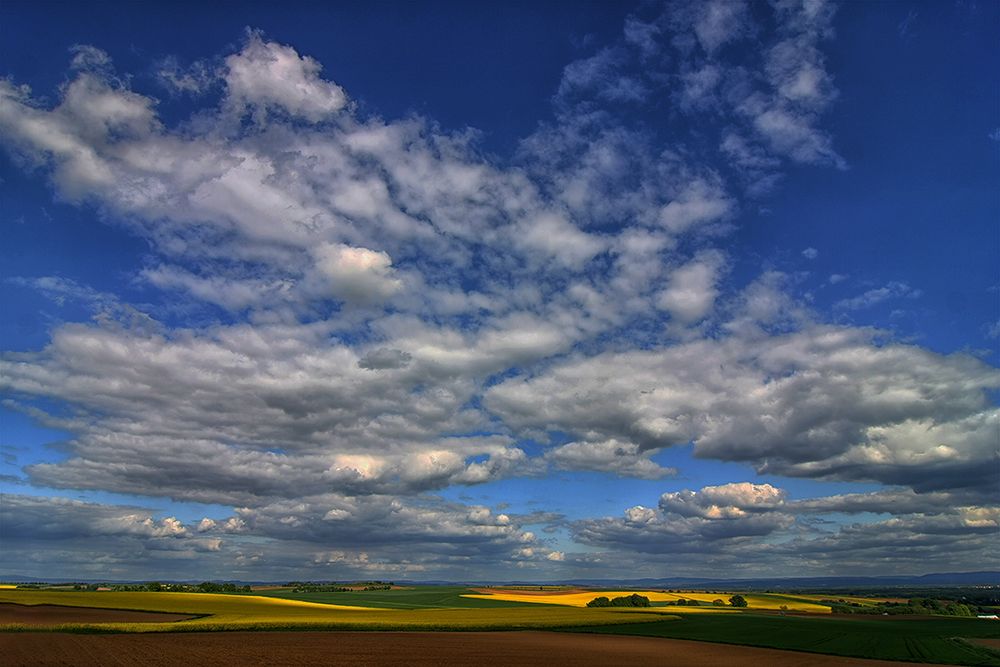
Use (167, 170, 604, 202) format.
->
(546, 571, 1000, 589)
(2, 571, 997, 587)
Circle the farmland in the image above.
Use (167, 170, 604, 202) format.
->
(0, 630, 934, 667)
(463, 587, 831, 613)
(253, 585, 548, 609)
(0, 588, 662, 633)
(565, 613, 1000, 665)
(2, 585, 999, 665)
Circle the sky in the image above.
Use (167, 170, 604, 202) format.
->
(0, 0, 997, 582)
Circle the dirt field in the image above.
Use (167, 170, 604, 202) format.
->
(0, 603, 196, 625)
(0, 630, 929, 666)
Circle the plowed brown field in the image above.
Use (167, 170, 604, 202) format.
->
(0, 603, 196, 625)
(0, 630, 929, 666)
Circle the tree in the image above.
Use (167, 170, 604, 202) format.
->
(729, 594, 748, 608)
(587, 594, 650, 608)
(586, 596, 611, 608)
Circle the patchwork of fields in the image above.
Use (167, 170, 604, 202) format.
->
(463, 588, 831, 612)
(0, 589, 662, 633)
(1, 586, 999, 665)
(253, 585, 546, 609)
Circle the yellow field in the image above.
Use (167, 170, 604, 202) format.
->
(463, 590, 831, 613)
(0, 589, 672, 633)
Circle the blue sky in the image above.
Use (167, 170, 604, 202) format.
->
(0, 0, 997, 581)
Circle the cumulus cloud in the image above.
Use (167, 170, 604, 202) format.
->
(657, 250, 726, 324)
(568, 482, 998, 575)
(658, 179, 733, 234)
(659, 482, 786, 518)
(0, 493, 557, 579)
(487, 323, 1000, 493)
(574, 497, 794, 554)
(224, 32, 348, 121)
(0, 9, 991, 580)
(0, 494, 223, 572)
(546, 439, 676, 479)
(309, 243, 402, 303)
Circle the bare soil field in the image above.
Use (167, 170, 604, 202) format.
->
(0, 603, 196, 625)
(0, 630, 930, 666)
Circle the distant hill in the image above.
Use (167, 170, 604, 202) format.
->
(548, 572, 1000, 589)
(3, 571, 997, 588)
(454, 572, 1000, 589)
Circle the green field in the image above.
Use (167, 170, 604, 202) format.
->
(253, 586, 547, 609)
(565, 613, 1000, 666)
(0, 588, 662, 633)
(4, 586, 1000, 665)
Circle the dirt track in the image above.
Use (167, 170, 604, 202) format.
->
(0, 631, 927, 666)
(0, 603, 196, 625)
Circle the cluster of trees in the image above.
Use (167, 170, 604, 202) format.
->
(586, 594, 651, 608)
(192, 582, 252, 593)
(822, 598, 975, 616)
(660, 594, 747, 608)
(65, 582, 251, 593)
(286, 581, 394, 593)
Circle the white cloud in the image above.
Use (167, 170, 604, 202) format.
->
(659, 483, 786, 518)
(835, 281, 922, 310)
(487, 322, 1000, 492)
(513, 212, 606, 268)
(546, 439, 676, 479)
(657, 250, 726, 324)
(224, 32, 347, 121)
(658, 179, 733, 233)
(2, 10, 986, 581)
(750, 104, 843, 167)
(157, 56, 215, 95)
(309, 243, 402, 303)
(69, 45, 112, 72)
(693, 1, 751, 54)
(802, 247, 818, 259)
